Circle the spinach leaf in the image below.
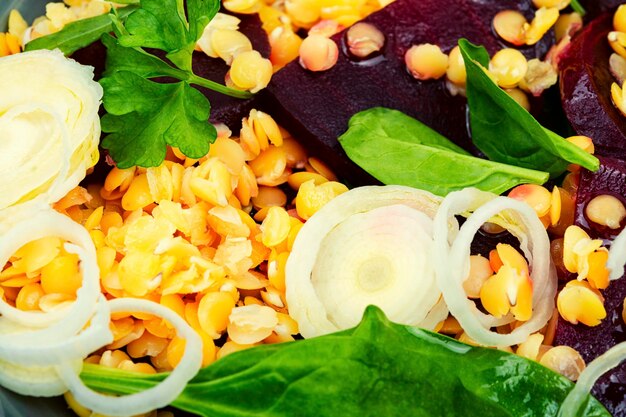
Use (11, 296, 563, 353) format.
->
(338, 107, 549, 196)
(24, 5, 138, 55)
(80, 306, 609, 417)
(459, 39, 599, 177)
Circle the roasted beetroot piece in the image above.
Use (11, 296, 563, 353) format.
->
(554, 157, 626, 416)
(579, 0, 625, 19)
(262, 0, 553, 186)
(553, 278, 626, 416)
(574, 156, 626, 241)
(194, 12, 269, 129)
(71, 13, 269, 131)
(559, 13, 626, 160)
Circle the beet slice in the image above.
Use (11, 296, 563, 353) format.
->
(559, 13, 626, 160)
(553, 157, 626, 415)
(574, 156, 626, 241)
(579, 0, 624, 19)
(71, 12, 269, 131)
(262, 0, 553, 186)
(194, 12, 270, 129)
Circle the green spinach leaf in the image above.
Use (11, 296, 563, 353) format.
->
(338, 107, 549, 196)
(80, 306, 609, 417)
(459, 39, 599, 177)
(100, 71, 215, 168)
(24, 5, 138, 55)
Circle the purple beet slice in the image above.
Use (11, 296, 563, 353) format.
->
(71, 12, 269, 131)
(574, 156, 626, 241)
(579, 0, 624, 19)
(559, 12, 626, 160)
(262, 0, 553, 185)
(193, 12, 270, 130)
(553, 157, 626, 415)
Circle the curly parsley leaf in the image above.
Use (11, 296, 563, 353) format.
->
(187, 0, 220, 43)
(570, 0, 586, 16)
(98, 0, 255, 167)
(101, 71, 216, 168)
(101, 33, 186, 79)
(117, 0, 217, 70)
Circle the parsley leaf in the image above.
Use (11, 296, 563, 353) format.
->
(98, 0, 252, 168)
(101, 33, 185, 79)
(101, 71, 216, 168)
(187, 0, 221, 43)
(24, 6, 138, 55)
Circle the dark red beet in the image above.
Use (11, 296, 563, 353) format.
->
(559, 13, 626, 160)
(579, 0, 625, 19)
(194, 12, 270, 130)
(553, 278, 626, 416)
(554, 157, 626, 416)
(262, 0, 553, 186)
(574, 156, 626, 241)
(71, 13, 269, 132)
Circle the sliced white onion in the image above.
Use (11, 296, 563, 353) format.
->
(558, 341, 626, 417)
(607, 226, 626, 280)
(56, 298, 203, 417)
(417, 296, 449, 331)
(0, 49, 102, 212)
(434, 188, 556, 347)
(286, 185, 446, 338)
(0, 296, 112, 366)
(0, 358, 80, 397)
(0, 210, 100, 333)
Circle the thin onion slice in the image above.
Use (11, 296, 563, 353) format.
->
(0, 210, 100, 333)
(286, 185, 446, 338)
(558, 342, 626, 417)
(0, 296, 111, 366)
(0, 358, 80, 397)
(434, 188, 556, 347)
(0, 49, 102, 212)
(0, 104, 71, 227)
(56, 298, 202, 417)
(607, 226, 626, 280)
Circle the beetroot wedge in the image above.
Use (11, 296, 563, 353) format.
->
(579, 0, 624, 19)
(262, 0, 553, 185)
(193, 12, 269, 129)
(559, 13, 626, 160)
(553, 157, 626, 415)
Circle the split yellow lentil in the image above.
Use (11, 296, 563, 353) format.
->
(298, 34, 339, 71)
(404, 43, 448, 81)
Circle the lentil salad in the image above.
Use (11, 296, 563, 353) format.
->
(1, 0, 626, 416)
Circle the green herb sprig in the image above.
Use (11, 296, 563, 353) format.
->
(80, 306, 609, 417)
(570, 0, 586, 16)
(458, 39, 598, 178)
(25, 6, 138, 55)
(338, 107, 549, 196)
(27, 0, 253, 168)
